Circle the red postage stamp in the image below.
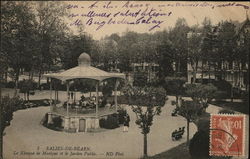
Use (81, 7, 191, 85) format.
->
(210, 114, 245, 156)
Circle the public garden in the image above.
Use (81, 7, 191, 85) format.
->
(1, 1, 249, 159)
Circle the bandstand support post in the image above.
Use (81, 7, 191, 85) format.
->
(48, 78, 53, 124)
(66, 81, 69, 116)
(64, 80, 70, 130)
(95, 81, 99, 118)
(115, 79, 118, 112)
(49, 78, 52, 112)
(95, 81, 100, 129)
(54, 84, 57, 108)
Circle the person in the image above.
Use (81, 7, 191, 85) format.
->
(123, 112, 130, 132)
(80, 94, 85, 102)
(172, 130, 178, 140)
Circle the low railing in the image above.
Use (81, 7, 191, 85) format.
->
(52, 105, 116, 117)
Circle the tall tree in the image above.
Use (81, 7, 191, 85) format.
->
(164, 77, 186, 107)
(169, 18, 190, 76)
(200, 17, 213, 82)
(187, 25, 203, 83)
(179, 100, 201, 144)
(34, 1, 68, 87)
(1, 1, 37, 95)
(123, 85, 166, 157)
(185, 83, 217, 111)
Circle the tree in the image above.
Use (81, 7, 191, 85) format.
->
(169, 18, 190, 75)
(1, 1, 37, 95)
(123, 85, 166, 157)
(1, 96, 23, 133)
(34, 1, 68, 87)
(156, 31, 175, 79)
(185, 83, 217, 111)
(164, 77, 186, 107)
(187, 26, 203, 83)
(19, 79, 35, 102)
(117, 31, 139, 72)
(179, 100, 201, 144)
(200, 17, 214, 82)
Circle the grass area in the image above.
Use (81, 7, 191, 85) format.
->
(146, 143, 191, 159)
(210, 101, 249, 114)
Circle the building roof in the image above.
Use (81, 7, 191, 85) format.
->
(44, 53, 125, 81)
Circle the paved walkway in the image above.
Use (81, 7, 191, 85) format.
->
(2, 89, 248, 159)
(3, 93, 197, 159)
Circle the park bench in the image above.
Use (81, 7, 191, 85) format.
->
(171, 127, 185, 141)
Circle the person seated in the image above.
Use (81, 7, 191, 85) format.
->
(82, 101, 87, 107)
(91, 95, 96, 102)
(98, 98, 102, 104)
(100, 98, 107, 108)
(172, 130, 178, 140)
(105, 102, 111, 109)
(182, 127, 185, 133)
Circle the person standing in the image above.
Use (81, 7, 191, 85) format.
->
(123, 113, 130, 132)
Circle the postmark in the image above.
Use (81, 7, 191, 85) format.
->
(210, 114, 245, 157)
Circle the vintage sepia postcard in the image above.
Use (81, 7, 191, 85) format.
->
(1, 1, 249, 159)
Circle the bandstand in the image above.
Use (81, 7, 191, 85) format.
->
(43, 53, 125, 132)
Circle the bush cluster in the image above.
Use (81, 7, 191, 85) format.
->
(99, 113, 119, 129)
(1, 96, 23, 133)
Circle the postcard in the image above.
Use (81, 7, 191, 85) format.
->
(1, 1, 249, 159)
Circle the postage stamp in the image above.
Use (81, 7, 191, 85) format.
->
(210, 114, 245, 157)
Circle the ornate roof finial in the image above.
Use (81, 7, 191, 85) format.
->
(78, 53, 91, 66)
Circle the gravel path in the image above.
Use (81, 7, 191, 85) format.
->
(3, 94, 197, 159)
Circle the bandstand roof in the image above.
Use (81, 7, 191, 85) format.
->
(44, 53, 125, 81)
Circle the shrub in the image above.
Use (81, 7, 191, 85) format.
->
(133, 71, 148, 87)
(118, 109, 126, 124)
(99, 118, 106, 128)
(197, 118, 210, 132)
(212, 80, 231, 94)
(1, 96, 24, 133)
(40, 83, 50, 90)
(218, 109, 235, 114)
(102, 84, 113, 98)
(189, 131, 209, 159)
(214, 91, 229, 100)
(41, 113, 48, 126)
(52, 116, 63, 128)
(100, 114, 119, 129)
(6, 81, 15, 88)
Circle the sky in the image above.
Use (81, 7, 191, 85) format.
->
(64, 1, 250, 40)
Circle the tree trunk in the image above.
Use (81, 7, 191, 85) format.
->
(187, 119, 190, 145)
(14, 69, 20, 97)
(27, 92, 30, 102)
(208, 61, 211, 83)
(143, 134, 148, 158)
(192, 70, 196, 84)
(24, 93, 26, 101)
(178, 59, 181, 74)
(201, 60, 204, 84)
(56, 90, 58, 101)
(31, 71, 34, 80)
(5, 71, 8, 83)
(176, 96, 179, 107)
(38, 69, 42, 90)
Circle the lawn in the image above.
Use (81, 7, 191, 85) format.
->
(210, 101, 249, 114)
(146, 143, 191, 159)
